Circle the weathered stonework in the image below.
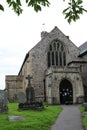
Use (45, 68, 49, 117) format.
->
(6, 76, 23, 101)
(5, 27, 87, 104)
(45, 67, 84, 104)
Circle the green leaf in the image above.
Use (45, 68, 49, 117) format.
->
(28, 0, 34, 6)
(0, 4, 4, 11)
(16, 0, 21, 6)
(63, 7, 70, 13)
(78, 8, 83, 14)
(73, 15, 76, 21)
(7, 0, 11, 4)
(9, 1, 13, 7)
(26, 0, 29, 3)
(82, 8, 87, 12)
(72, 0, 76, 4)
(68, 17, 72, 24)
(34, 4, 41, 12)
(77, 0, 83, 5)
(13, 2, 16, 9)
(65, 12, 70, 19)
(76, 14, 80, 19)
(68, 2, 71, 6)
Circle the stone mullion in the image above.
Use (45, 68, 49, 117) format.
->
(62, 51, 64, 66)
(56, 42, 57, 51)
(52, 43, 53, 51)
(57, 51, 59, 66)
(58, 51, 60, 67)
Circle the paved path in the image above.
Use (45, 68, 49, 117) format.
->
(51, 105, 84, 130)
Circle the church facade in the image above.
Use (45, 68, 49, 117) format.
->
(6, 27, 87, 104)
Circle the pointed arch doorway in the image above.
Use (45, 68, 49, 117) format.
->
(59, 79, 73, 104)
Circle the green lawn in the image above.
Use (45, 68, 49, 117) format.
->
(80, 106, 87, 130)
(0, 103, 62, 130)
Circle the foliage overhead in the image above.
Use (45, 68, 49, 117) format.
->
(0, 0, 87, 23)
(63, 0, 87, 23)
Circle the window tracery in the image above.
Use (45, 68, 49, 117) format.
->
(47, 39, 66, 67)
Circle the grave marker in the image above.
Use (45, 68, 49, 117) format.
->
(18, 92, 26, 104)
(18, 75, 43, 110)
(0, 90, 8, 113)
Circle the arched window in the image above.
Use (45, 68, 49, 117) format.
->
(47, 39, 66, 67)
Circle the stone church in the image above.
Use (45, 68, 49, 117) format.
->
(6, 26, 87, 104)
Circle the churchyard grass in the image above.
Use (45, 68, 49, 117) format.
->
(0, 103, 62, 130)
(80, 106, 87, 130)
(83, 117, 87, 130)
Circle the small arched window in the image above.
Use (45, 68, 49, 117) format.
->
(47, 39, 66, 67)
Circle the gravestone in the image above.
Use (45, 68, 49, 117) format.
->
(26, 75, 35, 103)
(8, 116, 25, 121)
(0, 90, 8, 113)
(26, 86, 35, 103)
(18, 92, 26, 104)
(18, 75, 44, 110)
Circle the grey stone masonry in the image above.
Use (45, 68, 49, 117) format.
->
(5, 26, 87, 104)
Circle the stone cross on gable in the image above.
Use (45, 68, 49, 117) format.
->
(26, 75, 32, 86)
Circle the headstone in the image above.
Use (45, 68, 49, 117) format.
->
(26, 75, 35, 103)
(26, 86, 35, 103)
(18, 92, 26, 104)
(18, 75, 44, 110)
(0, 90, 8, 113)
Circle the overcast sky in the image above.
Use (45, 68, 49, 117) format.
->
(0, 0, 87, 89)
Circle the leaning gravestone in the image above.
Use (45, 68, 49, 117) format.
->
(0, 90, 8, 113)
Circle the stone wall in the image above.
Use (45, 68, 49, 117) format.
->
(6, 75, 23, 101)
(81, 55, 87, 100)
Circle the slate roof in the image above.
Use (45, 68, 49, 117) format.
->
(78, 42, 87, 57)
